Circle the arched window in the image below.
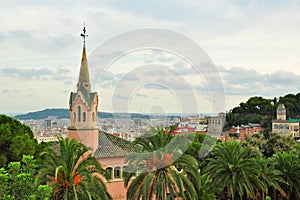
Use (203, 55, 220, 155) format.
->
(285, 124, 289, 130)
(92, 112, 95, 122)
(279, 124, 283, 130)
(73, 112, 76, 123)
(83, 112, 86, 122)
(106, 167, 113, 180)
(78, 106, 81, 122)
(114, 166, 121, 179)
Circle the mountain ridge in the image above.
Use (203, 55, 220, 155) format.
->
(14, 108, 181, 120)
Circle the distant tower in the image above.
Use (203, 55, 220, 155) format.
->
(277, 103, 286, 120)
(68, 26, 99, 152)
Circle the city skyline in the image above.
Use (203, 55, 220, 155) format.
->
(1, 0, 300, 114)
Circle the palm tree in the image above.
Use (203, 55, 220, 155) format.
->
(36, 137, 111, 200)
(256, 157, 287, 200)
(270, 151, 300, 200)
(205, 141, 266, 200)
(195, 173, 216, 200)
(124, 127, 198, 200)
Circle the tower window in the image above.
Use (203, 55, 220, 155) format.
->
(73, 112, 76, 123)
(92, 112, 95, 122)
(78, 106, 81, 122)
(83, 112, 86, 122)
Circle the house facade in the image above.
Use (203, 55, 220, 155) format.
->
(272, 104, 300, 138)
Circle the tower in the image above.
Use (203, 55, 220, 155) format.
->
(276, 103, 286, 120)
(68, 26, 99, 152)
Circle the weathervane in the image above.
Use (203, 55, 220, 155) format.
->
(80, 22, 88, 44)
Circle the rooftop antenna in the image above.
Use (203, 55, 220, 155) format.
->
(80, 22, 88, 44)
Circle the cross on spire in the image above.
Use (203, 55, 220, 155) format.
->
(80, 23, 88, 44)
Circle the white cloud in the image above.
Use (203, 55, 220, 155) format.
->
(0, 0, 299, 113)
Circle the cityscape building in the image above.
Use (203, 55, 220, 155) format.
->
(272, 103, 300, 138)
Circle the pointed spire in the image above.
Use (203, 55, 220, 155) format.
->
(77, 24, 91, 93)
(78, 46, 90, 83)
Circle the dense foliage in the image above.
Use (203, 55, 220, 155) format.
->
(0, 155, 52, 200)
(0, 139, 112, 200)
(202, 133, 300, 200)
(2, 113, 300, 199)
(124, 127, 198, 200)
(0, 115, 38, 167)
(225, 93, 300, 132)
(36, 137, 111, 200)
(124, 129, 300, 200)
(241, 132, 300, 157)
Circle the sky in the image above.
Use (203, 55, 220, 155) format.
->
(0, 0, 300, 115)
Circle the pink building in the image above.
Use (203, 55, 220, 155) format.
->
(68, 27, 139, 199)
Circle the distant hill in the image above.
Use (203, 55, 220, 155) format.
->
(225, 92, 300, 133)
(15, 108, 70, 120)
(14, 108, 180, 120)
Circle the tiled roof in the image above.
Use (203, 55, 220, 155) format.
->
(93, 130, 142, 158)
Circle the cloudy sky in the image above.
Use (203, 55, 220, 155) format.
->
(0, 0, 299, 115)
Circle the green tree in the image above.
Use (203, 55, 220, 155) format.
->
(36, 137, 111, 200)
(0, 115, 38, 167)
(256, 157, 287, 200)
(33, 185, 52, 200)
(8, 156, 36, 200)
(195, 173, 216, 200)
(270, 151, 300, 200)
(263, 132, 300, 157)
(0, 155, 47, 200)
(124, 127, 198, 200)
(241, 132, 300, 158)
(0, 167, 10, 199)
(186, 133, 220, 172)
(205, 142, 266, 200)
(186, 134, 219, 158)
(240, 133, 266, 157)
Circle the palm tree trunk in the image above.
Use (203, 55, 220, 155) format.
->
(163, 177, 167, 200)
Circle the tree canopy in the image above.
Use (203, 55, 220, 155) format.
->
(124, 127, 198, 200)
(0, 115, 38, 167)
(0, 155, 52, 200)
